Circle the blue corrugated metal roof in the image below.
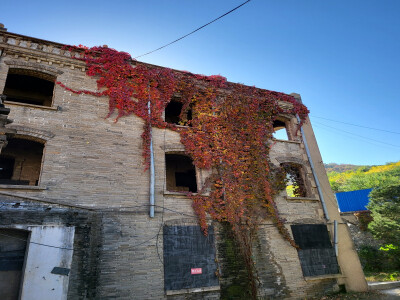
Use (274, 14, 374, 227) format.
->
(335, 188, 373, 212)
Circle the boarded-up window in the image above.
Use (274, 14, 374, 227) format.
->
(163, 225, 219, 291)
(291, 224, 339, 277)
(0, 228, 29, 300)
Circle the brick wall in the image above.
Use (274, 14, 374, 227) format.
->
(0, 30, 349, 299)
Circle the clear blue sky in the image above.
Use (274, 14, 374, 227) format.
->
(1, 0, 399, 165)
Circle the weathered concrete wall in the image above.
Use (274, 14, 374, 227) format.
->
(0, 195, 102, 299)
(19, 225, 75, 300)
(300, 114, 368, 292)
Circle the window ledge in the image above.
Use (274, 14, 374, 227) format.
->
(304, 274, 344, 281)
(163, 190, 196, 197)
(164, 190, 192, 196)
(163, 190, 210, 197)
(286, 196, 319, 201)
(272, 138, 301, 144)
(0, 185, 47, 190)
(5, 100, 58, 111)
(166, 285, 220, 296)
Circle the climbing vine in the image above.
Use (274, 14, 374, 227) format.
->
(57, 45, 309, 298)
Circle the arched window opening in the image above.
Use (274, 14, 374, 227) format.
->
(3, 69, 55, 107)
(165, 98, 192, 125)
(273, 119, 289, 140)
(166, 154, 197, 192)
(0, 228, 29, 300)
(0, 138, 44, 186)
(281, 162, 307, 197)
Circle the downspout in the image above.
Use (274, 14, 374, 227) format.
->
(296, 115, 330, 221)
(334, 220, 338, 256)
(148, 98, 155, 218)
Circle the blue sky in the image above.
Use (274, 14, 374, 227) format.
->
(1, 0, 399, 165)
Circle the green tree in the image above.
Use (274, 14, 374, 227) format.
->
(328, 161, 400, 192)
(367, 184, 400, 244)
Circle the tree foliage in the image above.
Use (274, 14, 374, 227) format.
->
(327, 161, 400, 193)
(367, 183, 400, 244)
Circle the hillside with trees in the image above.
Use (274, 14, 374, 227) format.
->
(324, 163, 361, 173)
(326, 161, 400, 193)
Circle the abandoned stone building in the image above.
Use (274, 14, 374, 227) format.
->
(0, 24, 368, 300)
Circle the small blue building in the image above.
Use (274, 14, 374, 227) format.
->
(335, 188, 372, 212)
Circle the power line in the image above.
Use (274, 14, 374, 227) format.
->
(312, 121, 400, 149)
(311, 115, 400, 135)
(0, 203, 198, 252)
(0, 232, 74, 251)
(134, 0, 252, 59)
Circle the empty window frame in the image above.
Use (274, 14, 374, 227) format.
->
(165, 154, 197, 193)
(291, 224, 339, 277)
(281, 162, 307, 197)
(3, 69, 55, 107)
(0, 138, 45, 186)
(165, 98, 192, 125)
(0, 228, 29, 300)
(163, 225, 219, 291)
(272, 119, 289, 140)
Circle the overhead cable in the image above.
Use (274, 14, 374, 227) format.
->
(134, 0, 251, 59)
(313, 121, 400, 148)
(312, 115, 400, 135)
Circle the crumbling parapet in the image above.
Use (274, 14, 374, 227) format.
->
(0, 94, 16, 153)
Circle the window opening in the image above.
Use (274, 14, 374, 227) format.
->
(0, 138, 44, 186)
(272, 119, 289, 140)
(291, 224, 339, 277)
(281, 162, 307, 197)
(163, 225, 218, 291)
(3, 69, 55, 107)
(166, 154, 197, 192)
(165, 98, 192, 125)
(0, 228, 29, 300)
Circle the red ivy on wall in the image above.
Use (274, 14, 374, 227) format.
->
(57, 45, 309, 297)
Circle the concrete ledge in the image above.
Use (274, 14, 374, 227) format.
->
(166, 285, 220, 296)
(163, 190, 191, 197)
(0, 184, 46, 190)
(304, 274, 344, 281)
(368, 281, 400, 290)
(5, 100, 58, 111)
(272, 138, 301, 144)
(286, 196, 319, 202)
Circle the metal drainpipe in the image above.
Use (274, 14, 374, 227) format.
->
(148, 100, 155, 218)
(334, 220, 338, 256)
(296, 115, 330, 221)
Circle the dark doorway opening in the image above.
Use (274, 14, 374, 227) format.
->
(0, 228, 29, 300)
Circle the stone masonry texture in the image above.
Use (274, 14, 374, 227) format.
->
(0, 29, 367, 299)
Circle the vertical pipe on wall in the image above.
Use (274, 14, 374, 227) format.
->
(148, 100, 155, 218)
(296, 115, 330, 221)
(334, 220, 338, 256)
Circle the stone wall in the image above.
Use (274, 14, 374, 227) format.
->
(0, 29, 367, 299)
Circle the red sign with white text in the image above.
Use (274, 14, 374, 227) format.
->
(191, 268, 202, 275)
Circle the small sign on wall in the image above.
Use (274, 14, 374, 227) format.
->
(191, 268, 202, 275)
